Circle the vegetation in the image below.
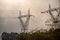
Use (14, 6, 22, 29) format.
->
(1, 32, 19, 40)
(1, 28, 60, 40)
(17, 28, 60, 40)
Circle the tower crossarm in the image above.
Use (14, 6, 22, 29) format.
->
(18, 8, 33, 33)
(41, 4, 55, 22)
(41, 7, 60, 13)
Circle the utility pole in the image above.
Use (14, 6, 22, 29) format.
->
(18, 9, 32, 33)
(41, 4, 60, 29)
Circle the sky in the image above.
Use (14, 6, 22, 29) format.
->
(0, 0, 60, 34)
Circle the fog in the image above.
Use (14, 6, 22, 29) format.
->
(0, 0, 60, 34)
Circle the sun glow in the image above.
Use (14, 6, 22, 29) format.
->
(4, 0, 14, 3)
(3, 0, 26, 5)
(4, 0, 25, 3)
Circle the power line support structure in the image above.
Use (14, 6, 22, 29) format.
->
(41, 4, 60, 29)
(18, 9, 32, 33)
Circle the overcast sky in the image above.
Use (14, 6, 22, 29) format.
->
(0, 0, 60, 34)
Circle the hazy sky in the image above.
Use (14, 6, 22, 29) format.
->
(0, 0, 60, 34)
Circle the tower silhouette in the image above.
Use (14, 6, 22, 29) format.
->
(18, 9, 32, 33)
(41, 4, 60, 29)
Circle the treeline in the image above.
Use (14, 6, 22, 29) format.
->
(1, 28, 60, 40)
(1, 32, 19, 40)
(17, 28, 60, 40)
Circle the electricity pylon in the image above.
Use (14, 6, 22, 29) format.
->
(18, 9, 32, 33)
(41, 4, 60, 29)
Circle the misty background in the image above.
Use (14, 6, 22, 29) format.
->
(0, 0, 60, 35)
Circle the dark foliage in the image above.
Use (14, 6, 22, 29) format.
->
(1, 28, 60, 40)
(17, 28, 60, 40)
(1, 32, 19, 40)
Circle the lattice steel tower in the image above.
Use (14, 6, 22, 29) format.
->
(41, 4, 60, 29)
(18, 9, 32, 33)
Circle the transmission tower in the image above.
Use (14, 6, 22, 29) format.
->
(18, 9, 32, 33)
(41, 4, 60, 29)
